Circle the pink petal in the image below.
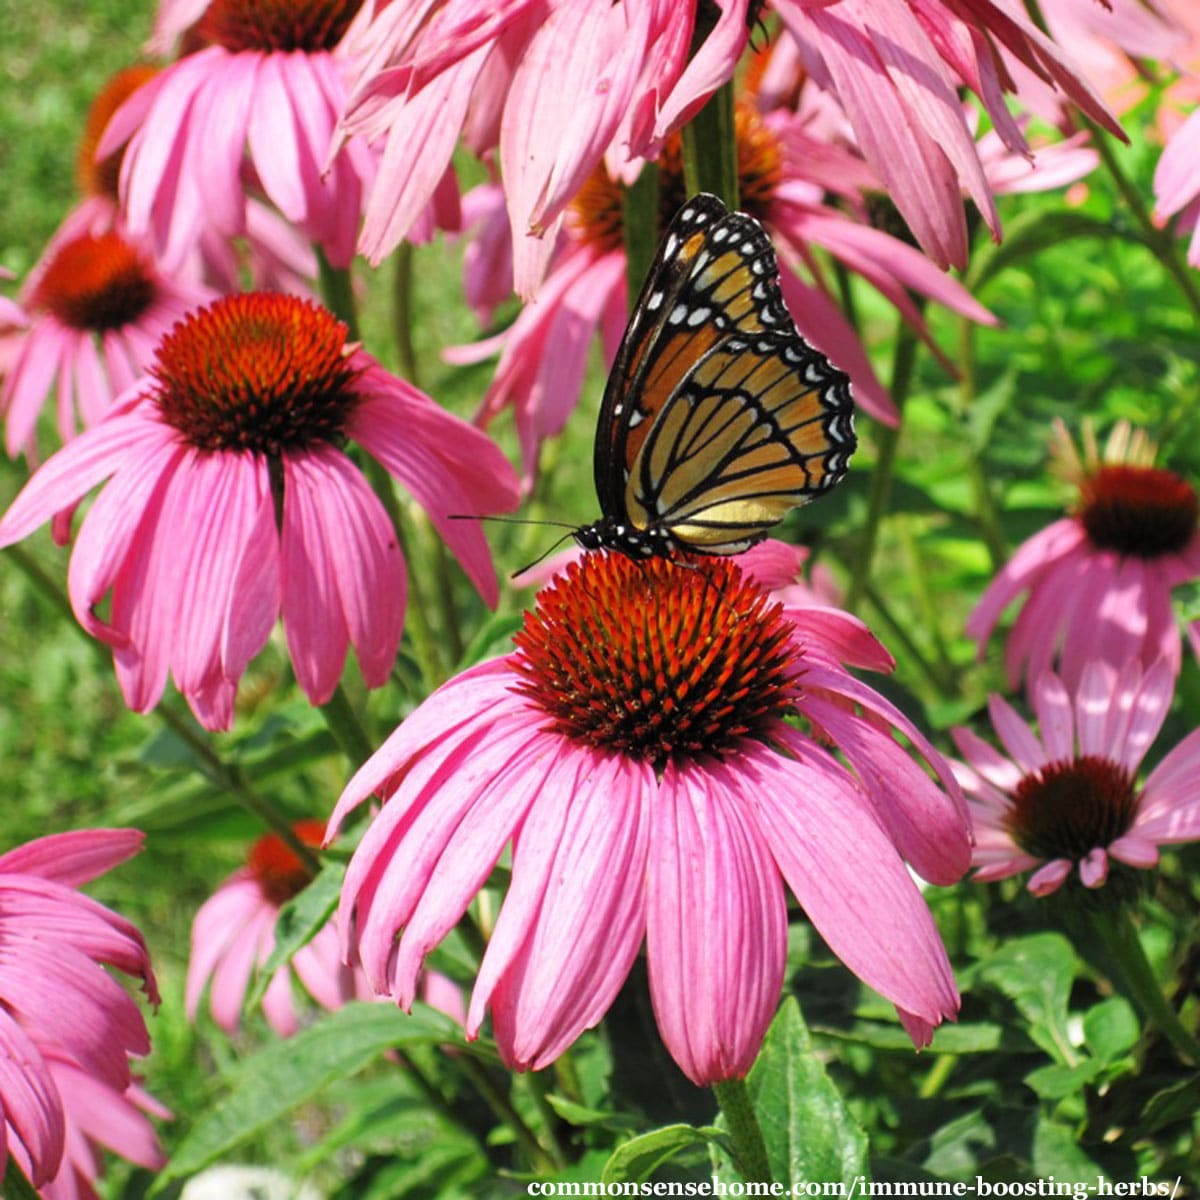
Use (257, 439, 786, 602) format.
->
(749, 746, 959, 1029)
(0, 409, 163, 548)
(1027, 858, 1072, 896)
(282, 445, 406, 700)
(0, 1010, 64, 1187)
(0, 830, 143, 887)
(477, 751, 652, 1070)
(646, 760, 786, 1085)
(964, 520, 1085, 648)
(950, 726, 1023, 794)
(987, 693, 1047, 773)
(1032, 672, 1074, 762)
(1079, 847, 1108, 888)
(500, 2, 651, 294)
(350, 383, 519, 606)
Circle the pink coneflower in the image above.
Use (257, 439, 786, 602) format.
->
(188, 821, 370, 1036)
(101, 0, 381, 270)
(453, 100, 997, 480)
(0, 828, 159, 1190)
(0, 224, 207, 459)
(966, 420, 1200, 696)
(953, 661, 1200, 895)
(328, 554, 968, 1085)
(189, 820, 464, 1037)
(340, 0, 754, 290)
(0, 292, 520, 730)
(0, 67, 211, 458)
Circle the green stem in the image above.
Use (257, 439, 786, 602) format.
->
(319, 684, 375, 768)
(3, 546, 320, 874)
(316, 250, 360, 342)
(681, 79, 739, 210)
(623, 163, 660, 312)
(1090, 904, 1200, 1065)
(524, 1070, 571, 1169)
(392, 242, 420, 386)
(862, 578, 953, 697)
(844, 322, 919, 613)
(896, 521, 957, 692)
(1086, 120, 1200, 321)
(917, 1054, 957, 1100)
(712, 1078, 772, 1184)
(455, 1056, 560, 1173)
(957, 319, 1008, 572)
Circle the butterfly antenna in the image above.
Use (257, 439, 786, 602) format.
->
(511, 530, 577, 580)
(448, 513, 579, 531)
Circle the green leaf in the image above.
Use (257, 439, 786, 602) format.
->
(1126, 1073, 1200, 1139)
(544, 1093, 635, 1130)
(246, 860, 345, 1008)
(154, 1002, 465, 1192)
(601, 1124, 726, 1185)
(745, 997, 868, 1186)
(977, 933, 1080, 1065)
(0, 1159, 41, 1200)
(1024, 1059, 1106, 1100)
(1082, 996, 1140, 1063)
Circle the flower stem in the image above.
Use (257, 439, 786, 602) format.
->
(1085, 120, 1200, 322)
(1089, 903, 1200, 1065)
(455, 1056, 561, 1173)
(392, 241, 421, 386)
(319, 684, 375, 768)
(3, 546, 320, 874)
(682, 78, 739, 211)
(712, 1077, 773, 1184)
(316, 250, 360, 342)
(844, 321, 919, 613)
(623, 162, 660, 312)
(956, 316, 1007, 571)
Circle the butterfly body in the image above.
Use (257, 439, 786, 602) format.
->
(573, 193, 856, 562)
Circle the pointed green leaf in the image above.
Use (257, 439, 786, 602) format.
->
(744, 997, 868, 1185)
(601, 1124, 726, 1184)
(977, 933, 1080, 1065)
(246, 860, 345, 1008)
(154, 1002, 464, 1192)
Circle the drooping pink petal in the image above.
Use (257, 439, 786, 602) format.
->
(478, 750, 652, 1070)
(748, 746, 959, 1032)
(350, 381, 519, 606)
(284, 444, 406, 697)
(1031, 672, 1074, 763)
(501, 2, 652, 295)
(646, 760, 786, 1085)
(0, 1009, 65, 1188)
(0, 407, 164, 547)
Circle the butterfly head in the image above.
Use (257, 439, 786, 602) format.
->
(572, 516, 673, 561)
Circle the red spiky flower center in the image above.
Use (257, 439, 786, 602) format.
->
(568, 101, 783, 254)
(247, 819, 325, 904)
(150, 293, 364, 455)
(29, 230, 158, 332)
(78, 65, 159, 199)
(1005, 755, 1139, 862)
(1078, 465, 1197, 559)
(198, 0, 364, 52)
(510, 555, 800, 767)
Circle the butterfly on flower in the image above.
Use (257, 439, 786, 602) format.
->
(573, 193, 856, 561)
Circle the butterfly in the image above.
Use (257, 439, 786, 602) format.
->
(573, 193, 856, 560)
